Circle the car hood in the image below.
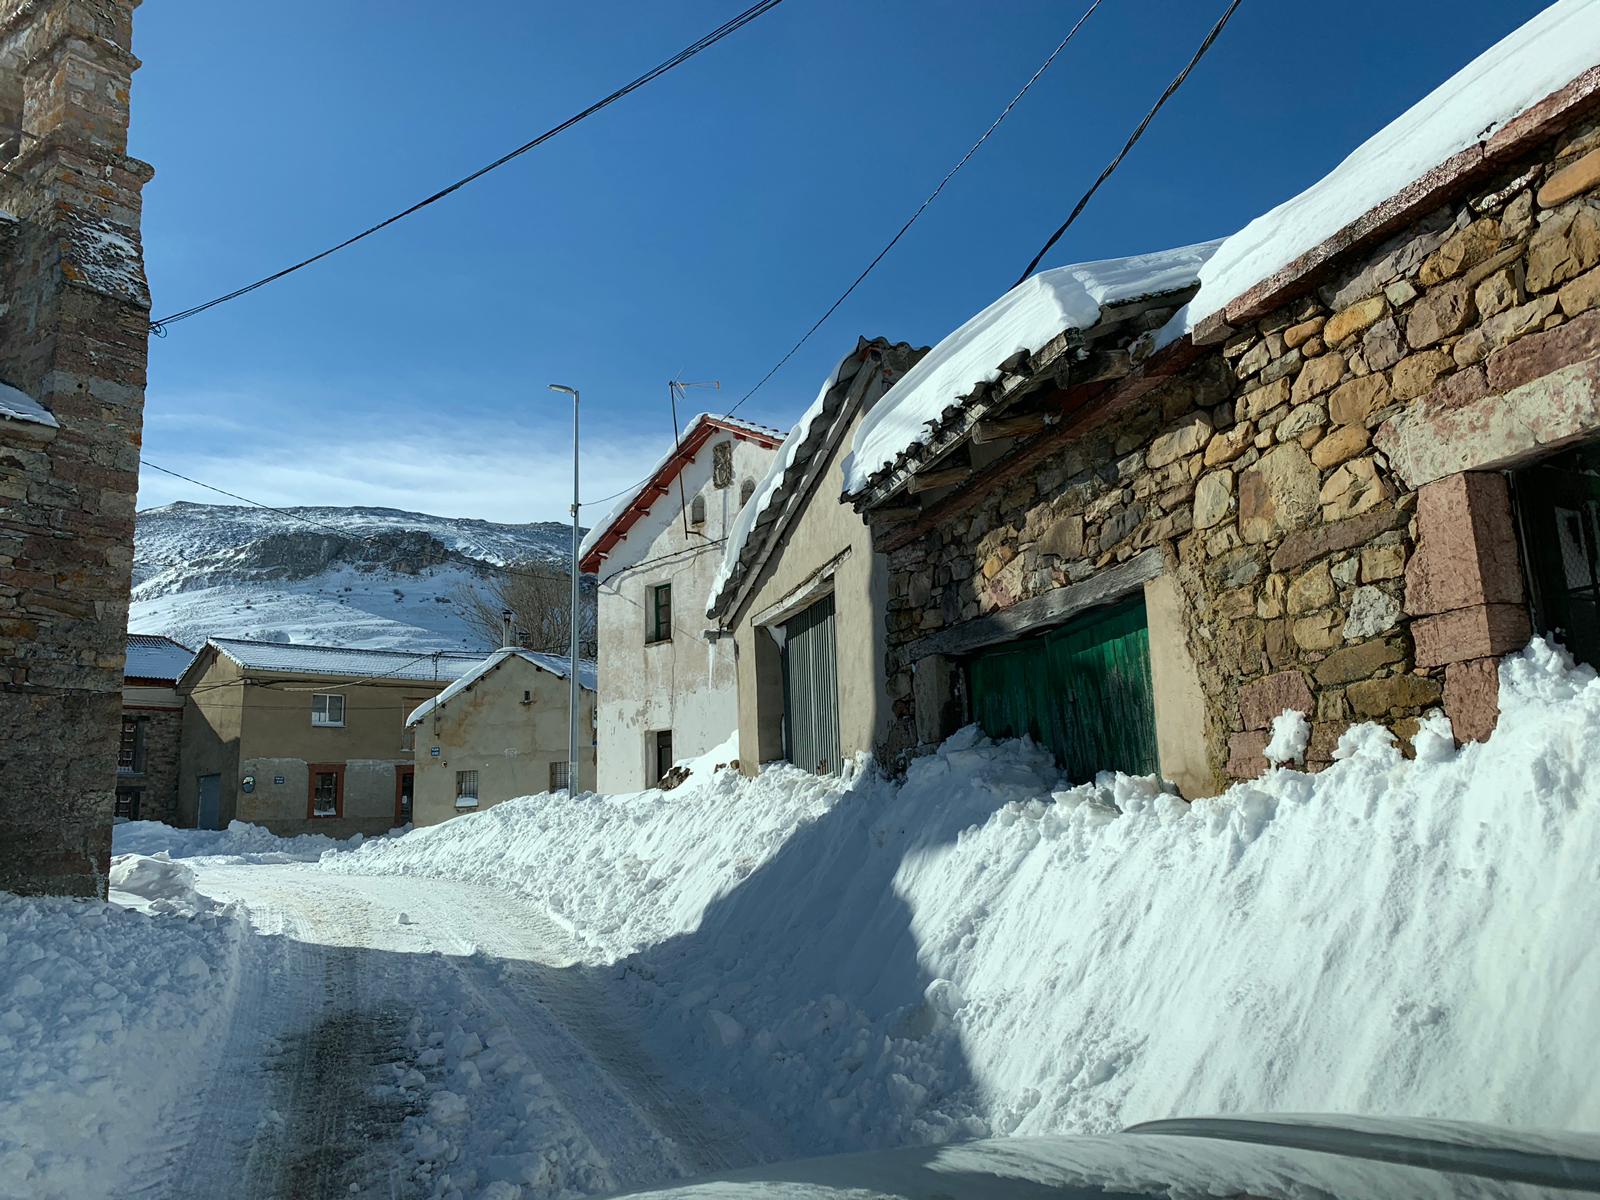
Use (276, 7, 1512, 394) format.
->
(610, 1115, 1600, 1200)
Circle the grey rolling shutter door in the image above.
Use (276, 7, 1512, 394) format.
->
(782, 594, 842, 775)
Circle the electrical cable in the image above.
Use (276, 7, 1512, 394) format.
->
(719, 0, 1104, 421)
(146, 0, 787, 333)
(1013, 0, 1244, 284)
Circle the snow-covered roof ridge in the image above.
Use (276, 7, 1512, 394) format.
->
(406, 646, 597, 726)
(0, 380, 58, 430)
(578, 412, 785, 572)
(1183, 0, 1600, 334)
(707, 337, 922, 621)
(124, 633, 195, 683)
(202, 637, 489, 684)
(841, 241, 1220, 498)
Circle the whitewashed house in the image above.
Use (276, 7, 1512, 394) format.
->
(580, 414, 782, 792)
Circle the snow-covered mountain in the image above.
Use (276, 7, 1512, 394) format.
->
(130, 502, 577, 652)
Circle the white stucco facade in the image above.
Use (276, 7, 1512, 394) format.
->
(586, 421, 781, 793)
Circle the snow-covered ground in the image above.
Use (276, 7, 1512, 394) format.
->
(6, 641, 1600, 1199)
(336, 640, 1600, 1154)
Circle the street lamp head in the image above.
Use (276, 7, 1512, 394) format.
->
(548, 383, 578, 398)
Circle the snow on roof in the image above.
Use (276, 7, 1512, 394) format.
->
(841, 241, 1220, 497)
(706, 343, 877, 620)
(578, 413, 784, 572)
(0, 381, 58, 430)
(206, 637, 488, 684)
(1179, 0, 1600, 333)
(124, 634, 194, 682)
(406, 647, 596, 725)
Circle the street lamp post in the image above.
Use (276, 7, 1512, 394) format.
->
(548, 383, 582, 796)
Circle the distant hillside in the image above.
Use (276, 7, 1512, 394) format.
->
(130, 502, 579, 652)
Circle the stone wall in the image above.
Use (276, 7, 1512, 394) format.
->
(878, 106, 1600, 790)
(0, 0, 151, 895)
(120, 705, 180, 823)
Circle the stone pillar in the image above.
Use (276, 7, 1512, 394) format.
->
(1404, 472, 1529, 743)
(911, 654, 960, 751)
(0, 0, 151, 896)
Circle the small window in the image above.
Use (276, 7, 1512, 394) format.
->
(311, 694, 345, 727)
(455, 769, 479, 809)
(549, 760, 570, 792)
(690, 494, 706, 526)
(739, 478, 756, 506)
(652, 730, 674, 785)
(309, 765, 344, 819)
(115, 787, 142, 821)
(117, 717, 143, 773)
(647, 583, 672, 643)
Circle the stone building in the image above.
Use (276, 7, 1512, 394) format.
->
(118, 633, 192, 824)
(406, 644, 595, 824)
(0, 0, 152, 895)
(178, 639, 485, 837)
(580, 413, 782, 792)
(843, 9, 1600, 793)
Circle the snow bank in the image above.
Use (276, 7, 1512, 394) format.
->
(0, 888, 248, 1199)
(331, 734, 826, 961)
(1183, 0, 1600, 329)
(113, 818, 365, 864)
(841, 241, 1219, 496)
(322, 639, 1600, 1160)
(107, 853, 198, 908)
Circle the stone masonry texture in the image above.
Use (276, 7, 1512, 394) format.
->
(877, 103, 1600, 786)
(119, 706, 180, 823)
(0, 0, 151, 896)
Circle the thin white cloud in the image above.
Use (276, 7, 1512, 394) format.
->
(137, 401, 671, 524)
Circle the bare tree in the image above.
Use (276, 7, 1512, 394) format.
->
(455, 565, 597, 657)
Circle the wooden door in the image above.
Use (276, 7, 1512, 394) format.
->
(965, 595, 1158, 783)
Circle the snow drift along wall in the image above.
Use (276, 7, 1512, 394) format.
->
(332, 641, 1600, 1157)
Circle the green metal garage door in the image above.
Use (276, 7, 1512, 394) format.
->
(965, 595, 1158, 782)
(782, 593, 842, 775)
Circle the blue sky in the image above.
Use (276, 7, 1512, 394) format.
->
(131, 0, 1552, 524)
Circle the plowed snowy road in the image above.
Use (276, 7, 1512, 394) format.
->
(126, 861, 757, 1200)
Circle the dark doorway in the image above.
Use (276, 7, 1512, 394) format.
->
(1514, 443, 1600, 669)
(652, 729, 674, 784)
(196, 773, 222, 830)
(394, 767, 414, 827)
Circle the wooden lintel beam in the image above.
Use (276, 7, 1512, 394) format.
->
(869, 504, 921, 522)
(971, 413, 1056, 445)
(906, 465, 972, 495)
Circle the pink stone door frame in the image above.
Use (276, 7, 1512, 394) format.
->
(1405, 471, 1530, 742)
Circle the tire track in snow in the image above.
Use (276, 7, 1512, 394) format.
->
(136, 863, 764, 1198)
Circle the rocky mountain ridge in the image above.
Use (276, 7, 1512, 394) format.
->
(130, 502, 579, 652)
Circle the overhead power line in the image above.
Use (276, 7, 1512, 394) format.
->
(147, 0, 787, 334)
(1014, 0, 1245, 284)
(719, 0, 1105, 421)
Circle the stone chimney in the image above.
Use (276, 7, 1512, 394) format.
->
(0, 0, 152, 897)
(501, 609, 515, 649)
